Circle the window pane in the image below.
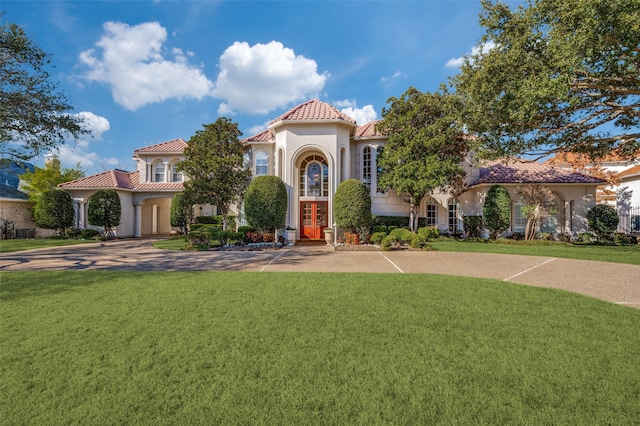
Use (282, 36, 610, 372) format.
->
(363, 147, 371, 190)
(154, 163, 165, 182)
(256, 152, 268, 176)
(307, 162, 321, 196)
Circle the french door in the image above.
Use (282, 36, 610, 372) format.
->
(300, 201, 328, 240)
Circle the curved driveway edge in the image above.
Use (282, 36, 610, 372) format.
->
(1, 239, 638, 308)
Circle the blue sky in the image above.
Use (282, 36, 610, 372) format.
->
(4, 0, 491, 175)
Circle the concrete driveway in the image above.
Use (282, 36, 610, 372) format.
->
(1, 239, 638, 308)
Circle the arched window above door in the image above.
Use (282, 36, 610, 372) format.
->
(299, 155, 328, 197)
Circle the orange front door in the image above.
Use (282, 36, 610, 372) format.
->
(300, 201, 328, 240)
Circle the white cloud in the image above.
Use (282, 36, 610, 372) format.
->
(445, 41, 497, 68)
(212, 41, 329, 115)
(380, 70, 404, 84)
(53, 112, 119, 170)
(337, 100, 378, 125)
(79, 21, 214, 110)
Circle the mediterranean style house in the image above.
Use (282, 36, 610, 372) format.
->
(58, 99, 605, 240)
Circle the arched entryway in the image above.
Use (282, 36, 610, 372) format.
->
(298, 154, 329, 240)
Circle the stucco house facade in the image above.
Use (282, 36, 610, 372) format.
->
(59, 99, 604, 240)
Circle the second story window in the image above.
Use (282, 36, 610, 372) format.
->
(255, 151, 268, 176)
(171, 163, 182, 182)
(154, 162, 165, 182)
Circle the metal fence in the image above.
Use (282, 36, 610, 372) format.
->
(618, 206, 640, 235)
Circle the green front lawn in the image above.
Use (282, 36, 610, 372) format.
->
(2, 271, 639, 424)
(429, 240, 640, 265)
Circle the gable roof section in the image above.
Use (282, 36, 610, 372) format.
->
(241, 129, 275, 144)
(0, 184, 29, 200)
(618, 164, 640, 179)
(473, 158, 605, 186)
(269, 99, 357, 126)
(133, 138, 188, 155)
(354, 120, 384, 139)
(58, 169, 184, 192)
(58, 170, 137, 190)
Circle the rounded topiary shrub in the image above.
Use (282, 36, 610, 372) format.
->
(88, 189, 121, 237)
(334, 179, 372, 231)
(587, 204, 619, 242)
(244, 176, 288, 233)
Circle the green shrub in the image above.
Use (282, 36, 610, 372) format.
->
(613, 232, 637, 246)
(370, 232, 387, 245)
(87, 189, 121, 237)
(389, 227, 414, 244)
(483, 185, 511, 239)
(34, 189, 74, 236)
(81, 229, 100, 239)
(245, 176, 288, 233)
(372, 215, 409, 228)
(463, 215, 484, 239)
(380, 235, 394, 251)
(195, 216, 218, 224)
(373, 225, 388, 234)
(410, 234, 432, 250)
(587, 204, 619, 243)
(417, 227, 440, 240)
(388, 226, 398, 233)
(334, 179, 372, 231)
(187, 225, 220, 250)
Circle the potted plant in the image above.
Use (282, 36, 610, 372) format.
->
(323, 228, 334, 245)
(285, 227, 296, 246)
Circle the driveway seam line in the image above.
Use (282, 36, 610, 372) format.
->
(259, 251, 287, 272)
(378, 252, 404, 273)
(503, 257, 557, 282)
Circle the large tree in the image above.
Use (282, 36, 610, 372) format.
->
(452, 0, 640, 160)
(376, 87, 468, 232)
(19, 156, 84, 203)
(33, 189, 74, 236)
(177, 117, 251, 230)
(1, 17, 88, 160)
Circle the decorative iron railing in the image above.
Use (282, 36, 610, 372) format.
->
(618, 206, 640, 235)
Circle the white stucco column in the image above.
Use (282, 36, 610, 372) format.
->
(134, 204, 142, 237)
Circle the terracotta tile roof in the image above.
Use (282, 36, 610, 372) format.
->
(135, 182, 184, 191)
(618, 164, 640, 178)
(58, 169, 184, 192)
(58, 170, 137, 190)
(473, 158, 605, 185)
(269, 99, 357, 125)
(546, 151, 637, 165)
(133, 138, 188, 154)
(241, 129, 274, 143)
(355, 120, 385, 139)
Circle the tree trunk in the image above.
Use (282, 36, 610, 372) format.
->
(220, 205, 229, 231)
(409, 197, 417, 233)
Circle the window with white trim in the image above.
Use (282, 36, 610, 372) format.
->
(154, 162, 165, 182)
(255, 151, 268, 176)
(299, 155, 328, 197)
(425, 198, 438, 227)
(362, 146, 372, 191)
(448, 198, 460, 232)
(171, 162, 182, 182)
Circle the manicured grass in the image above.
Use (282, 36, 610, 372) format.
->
(430, 240, 640, 265)
(2, 271, 639, 424)
(0, 238, 97, 253)
(152, 237, 190, 250)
